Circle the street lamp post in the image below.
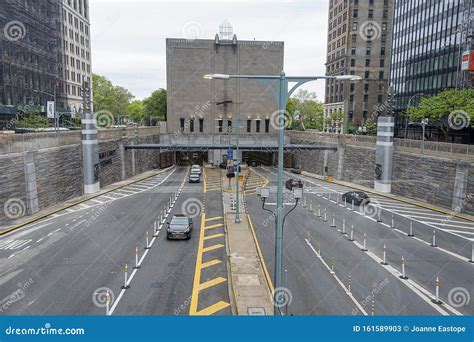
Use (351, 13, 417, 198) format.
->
(204, 72, 361, 315)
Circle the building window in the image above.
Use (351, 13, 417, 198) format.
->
(199, 118, 204, 132)
(247, 119, 252, 133)
(256, 120, 261, 133)
(189, 119, 194, 133)
(180, 118, 185, 132)
(218, 119, 223, 133)
(265, 119, 270, 133)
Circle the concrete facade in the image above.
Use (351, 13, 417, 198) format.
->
(324, 0, 393, 131)
(166, 36, 284, 136)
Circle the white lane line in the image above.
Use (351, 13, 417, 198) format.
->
(350, 240, 451, 315)
(384, 208, 448, 217)
(7, 254, 15, 259)
(77, 203, 91, 210)
(108, 169, 188, 316)
(305, 239, 368, 315)
(444, 229, 474, 237)
(407, 215, 474, 226)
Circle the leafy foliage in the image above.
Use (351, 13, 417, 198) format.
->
(286, 89, 324, 130)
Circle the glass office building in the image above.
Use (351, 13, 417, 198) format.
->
(390, 0, 473, 137)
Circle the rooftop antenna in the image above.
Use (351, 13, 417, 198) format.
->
(219, 19, 233, 40)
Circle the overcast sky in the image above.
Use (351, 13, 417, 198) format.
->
(89, 0, 329, 101)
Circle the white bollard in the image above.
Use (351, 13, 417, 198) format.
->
(341, 219, 346, 235)
(408, 220, 414, 237)
(318, 205, 321, 218)
(328, 193, 331, 202)
(106, 290, 111, 316)
(400, 256, 408, 279)
(153, 221, 158, 237)
(431, 230, 437, 247)
(347, 276, 352, 295)
(381, 244, 388, 265)
(351, 200, 354, 211)
(336, 195, 339, 205)
(432, 277, 442, 304)
(391, 213, 395, 228)
(134, 246, 141, 269)
(470, 244, 474, 263)
(145, 231, 151, 250)
(303, 196, 307, 208)
(377, 211, 382, 223)
(323, 209, 327, 222)
(362, 233, 368, 251)
(122, 264, 130, 289)
(317, 242, 321, 257)
(330, 257, 335, 274)
(309, 201, 313, 212)
(344, 199, 347, 208)
(350, 225, 355, 241)
(331, 213, 336, 228)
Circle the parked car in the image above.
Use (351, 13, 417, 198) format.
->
(249, 160, 261, 167)
(342, 191, 370, 206)
(285, 178, 303, 191)
(291, 166, 302, 174)
(167, 215, 193, 240)
(191, 165, 201, 175)
(189, 173, 200, 183)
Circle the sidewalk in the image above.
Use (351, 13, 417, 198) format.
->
(223, 173, 273, 315)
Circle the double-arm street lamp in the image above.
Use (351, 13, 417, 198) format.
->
(204, 72, 361, 315)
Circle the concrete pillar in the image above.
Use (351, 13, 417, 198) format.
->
(119, 141, 126, 181)
(452, 163, 469, 212)
(323, 150, 329, 177)
(336, 138, 345, 180)
(81, 81, 100, 194)
(374, 117, 395, 193)
(23, 152, 38, 215)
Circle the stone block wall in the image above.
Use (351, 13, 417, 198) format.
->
(0, 128, 163, 226)
(289, 131, 474, 215)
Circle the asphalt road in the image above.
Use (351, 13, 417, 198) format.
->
(245, 167, 474, 316)
(0, 167, 229, 316)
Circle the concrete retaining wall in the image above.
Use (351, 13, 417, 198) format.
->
(289, 131, 474, 215)
(0, 128, 162, 226)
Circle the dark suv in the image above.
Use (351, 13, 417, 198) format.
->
(167, 215, 193, 240)
(285, 178, 303, 191)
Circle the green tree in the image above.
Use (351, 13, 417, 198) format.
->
(92, 73, 134, 121)
(127, 100, 146, 123)
(143, 89, 167, 122)
(286, 89, 324, 130)
(16, 108, 50, 128)
(407, 89, 474, 141)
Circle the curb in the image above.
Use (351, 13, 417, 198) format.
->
(0, 166, 175, 236)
